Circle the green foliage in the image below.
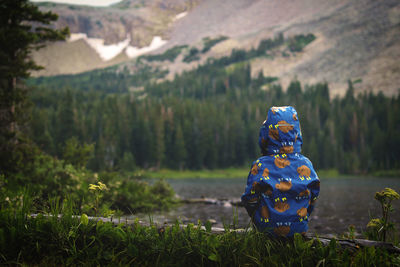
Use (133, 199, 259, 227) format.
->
(373, 169, 400, 177)
(140, 45, 188, 62)
(139, 33, 287, 65)
(11, 148, 87, 207)
(366, 188, 400, 242)
(202, 36, 228, 53)
(342, 225, 356, 240)
(25, 30, 399, 174)
(88, 181, 108, 217)
(103, 177, 177, 214)
(27, 65, 400, 174)
(183, 47, 200, 62)
(0, 0, 68, 178)
(119, 152, 136, 171)
(0, 0, 69, 80)
(28, 64, 166, 93)
(62, 137, 94, 169)
(287, 34, 316, 52)
(257, 33, 284, 55)
(0, 141, 176, 215)
(0, 202, 399, 266)
(28, 33, 310, 93)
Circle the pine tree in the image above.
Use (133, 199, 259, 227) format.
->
(0, 0, 68, 175)
(173, 124, 186, 170)
(55, 90, 76, 153)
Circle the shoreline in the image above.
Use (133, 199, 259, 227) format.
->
(138, 168, 400, 179)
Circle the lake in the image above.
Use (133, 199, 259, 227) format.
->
(136, 176, 400, 237)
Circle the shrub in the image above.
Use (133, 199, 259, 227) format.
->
(202, 36, 228, 53)
(288, 34, 316, 52)
(141, 45, 188, 62)
(183, 47, 200, 63)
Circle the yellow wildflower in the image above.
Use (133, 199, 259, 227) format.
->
(89, 184, 98, 191)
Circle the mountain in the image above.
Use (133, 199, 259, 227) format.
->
(31, 0, 400, 96)
(31, 0, 198, 75)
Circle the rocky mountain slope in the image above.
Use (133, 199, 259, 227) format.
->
(32, 0, 198, 75)
(31, 0, 400, 96)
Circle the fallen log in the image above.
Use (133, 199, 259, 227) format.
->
(305, 234, 400, 254)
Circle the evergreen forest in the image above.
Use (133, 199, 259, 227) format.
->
(28, 55, 400, 174)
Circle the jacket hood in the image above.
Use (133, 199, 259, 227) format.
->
(259, 106, 302, 155)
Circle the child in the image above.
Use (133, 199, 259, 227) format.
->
(241, 106, 320, 237)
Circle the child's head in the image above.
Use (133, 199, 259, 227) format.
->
(259, 106, 302, 155)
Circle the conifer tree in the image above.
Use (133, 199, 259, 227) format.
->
(173, 124, 186, 170)
(0, 0, 68, 175)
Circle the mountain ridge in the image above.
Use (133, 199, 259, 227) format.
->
(31, 0, 400, 96)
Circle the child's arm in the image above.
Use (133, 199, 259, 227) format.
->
(241, 161, 267, 217)
(307, 168, 320, 215)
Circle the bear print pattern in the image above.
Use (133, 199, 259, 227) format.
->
(296, 189, 310, 200)
(274, 225, 291, 237)
(275, 178, 292, 192)
(264, 188, 273, 197)
(271, 106, 288, 114)
(260, 138, 268, 149)
(274, 199, 290, 212)
(262, 168, 269, 178)
(277, 120, 294, 133)
(280, 146, 294, 154)
(297, 165, 311, 177)
(274, 157, 291, 168)
(297, 207, 307, 217)
(269, 129, 279, 140)
(251, 163, 259, 175)
(251, 181, 273, 197)
(261, 206, 269, 222)
(251, 181, 261, 194)
(298, 189, 310, 197)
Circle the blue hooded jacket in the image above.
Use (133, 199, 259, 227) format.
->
(241, 106, 320, 237)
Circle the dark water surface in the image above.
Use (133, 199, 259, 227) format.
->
(137, 177, 400, 236)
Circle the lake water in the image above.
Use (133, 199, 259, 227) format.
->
(136, 177, 400, 237)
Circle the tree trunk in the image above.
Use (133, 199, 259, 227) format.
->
(10, 77, 16, 134)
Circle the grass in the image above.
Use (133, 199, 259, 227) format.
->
(317, 169, 400, 179)
(1, 195, 400, 266)
(316, 169, 359, 179)
(372, 169, 400, 178)
(316, 169, 341, 178)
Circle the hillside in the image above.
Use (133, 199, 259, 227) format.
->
(31, 0, 400, 96)
(31, 0, 198, 75)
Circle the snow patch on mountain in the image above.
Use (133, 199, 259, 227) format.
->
(174, 12, 188, 21)
(31, 0, 122, 7)
(126, 36, 167, 58)
(68, 34, 167, 61)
